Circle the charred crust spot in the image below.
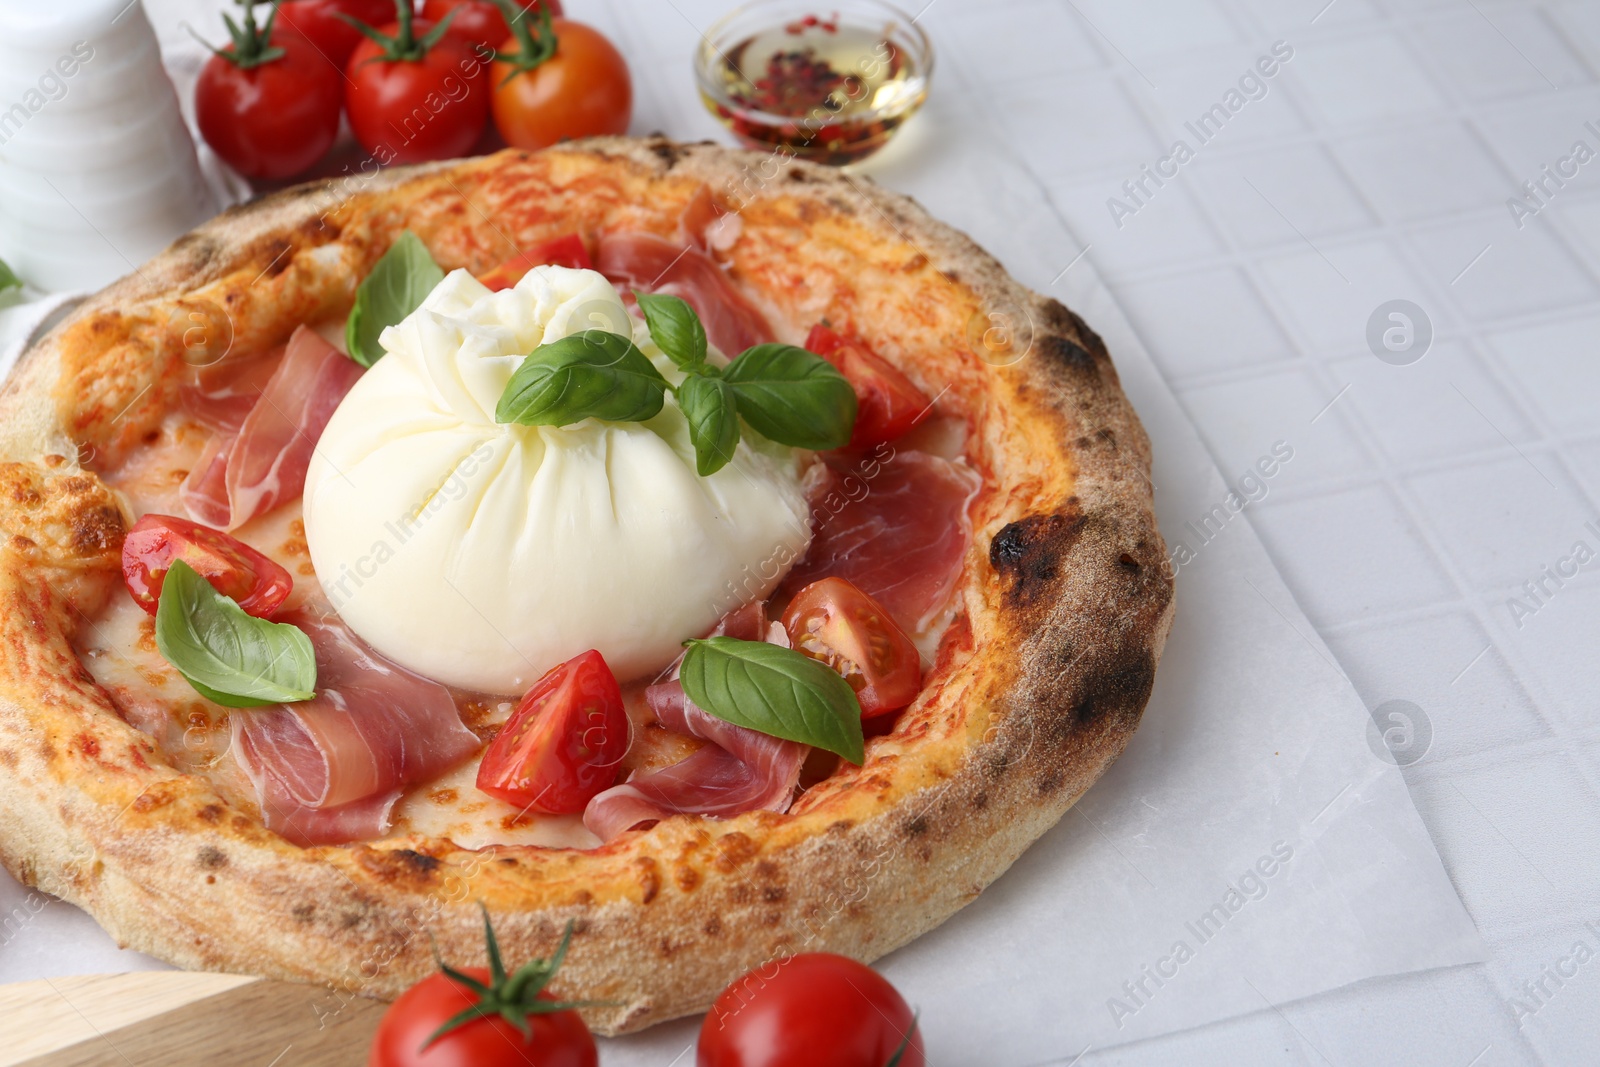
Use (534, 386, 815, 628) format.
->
(648, 140, 684, 167)
(972, 791, 989, 810)
(395, 849, 440, 874)
(339, 910, 363, 930)
(197, 804, 224, 824)
(761, 885, 787, 903)
(1118, 553, 1141, 573)
(71, 504, 125, 556)
(1037, 332, 1094, 373)
(785, 168, 813, 183)
(291, 904, 316, 923)
(1041, 299, 1108, 360)
(990, 504, 1085, 606)
(635, 858, 661, 904)
(713, 832, 757, 873)
(1074, 651, 1158, 730)
(704, 915, 723, 937)
(904, 815, 929, 837)
(196, 846, 227, 869)
(355, 848, 442, 884)
(1037, 771, 1065, 795)
(754, 860, 780, 880)
(728, 883, 753, 905)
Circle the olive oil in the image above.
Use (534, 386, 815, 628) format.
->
(703, 15, 929, 165)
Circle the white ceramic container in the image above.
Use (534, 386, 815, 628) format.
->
(0, 0, 217, 292)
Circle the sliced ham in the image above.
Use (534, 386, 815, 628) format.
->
(677, 184, 743, 254)
(583, 606, 805, 842)
(181, 326, 361, 531)
(596, 232, 773, 356)
(780, 451, 982, 633)
(179, 343, 285, 434)
(232, 612, 480, 846)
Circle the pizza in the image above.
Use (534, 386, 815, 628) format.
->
(0, 137, 1172, 1034)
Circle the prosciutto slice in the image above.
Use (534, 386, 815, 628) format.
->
(232, 613, 479, 846)
(781, 451, 982, 633)
(180, 343, 284, 434)
(181, 326, 362, 530)
(584, 606, 805, 842)
(596, 232, 773, 356)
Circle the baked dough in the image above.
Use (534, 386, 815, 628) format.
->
(0, 137, 1173, 1034)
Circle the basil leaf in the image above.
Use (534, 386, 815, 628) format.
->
(154, 560, 316, 708)
(680, 637, 865, 764)
(678, 374, 741, 476)
(634, 291, 707, 369)
(0, 258, 20, 292)
(346, 230, 445, 368)
(496, 330, 669, 426)
(723, 344, 858, 451)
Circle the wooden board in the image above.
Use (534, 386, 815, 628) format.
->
(0, 974, 386, 1067)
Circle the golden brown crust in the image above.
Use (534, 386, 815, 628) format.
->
(0, 138, 1173, 1033)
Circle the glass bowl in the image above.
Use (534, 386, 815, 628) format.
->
(693, 0, 934, 166)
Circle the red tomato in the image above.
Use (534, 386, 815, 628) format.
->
(345, 12, 490, 165)
(121, 514, 293, 618)
(698, 953, 924, 1067)
(780, 578, 920, 718)
(476, 650, 629, 813)
(478, 234, 593, 290)
(195, 28, 342, 179)
(489, 19, 632, 150)
(803, 325, 930, 449)
(421, 0, 564, 52)
(274, 0, 395, 68)
(369, 968, 595, 1067)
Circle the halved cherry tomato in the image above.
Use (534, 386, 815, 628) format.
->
(489, 16, 632, 151)
(477, 233, 593, 291)
(420, 0, 564, 52)
(476, 649, 629, 814)
(121, 514, 293, 618)
(780, 577, 920, 718)
(697, 953, 924, 1067)
(804, 325, 930, 450)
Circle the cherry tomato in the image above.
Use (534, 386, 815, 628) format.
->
(371, 929, 596, 1067)
(489, 18, 632, 151)
(345, 7, 490, 165)
(195, 6, 342, 180)
(421, 0, 564, 52)
(780, 578, 920, 718)
(804, 325, 930, 450)
(478, 234, 593, 290)
(121, 514, 293, 618)
(274, 0, 395, 68)
(698, 953, 924, 1067)
(476, 650, 629, 813)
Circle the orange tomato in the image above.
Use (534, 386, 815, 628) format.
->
(489, 19, 632, 150)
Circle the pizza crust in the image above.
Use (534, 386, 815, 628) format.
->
(0, 138, 1173, 1034)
